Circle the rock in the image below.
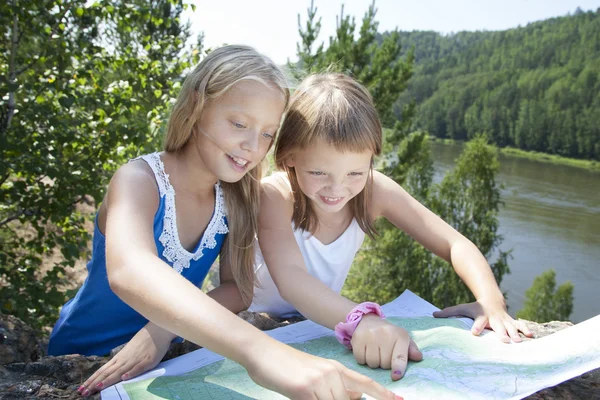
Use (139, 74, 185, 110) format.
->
(0, 313, 597, 399)
(0, 354, 106, 399)
(0, 313, 44, 365)
(524, 320, 574, 338)
(237, 311, 300, 331)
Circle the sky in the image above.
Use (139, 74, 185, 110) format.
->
(186, 0, 600, 64)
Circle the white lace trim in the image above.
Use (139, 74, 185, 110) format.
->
(136, 153, 229, 273)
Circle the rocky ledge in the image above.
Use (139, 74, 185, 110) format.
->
(0, 313, 598, 399)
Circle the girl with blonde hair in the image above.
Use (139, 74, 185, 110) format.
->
(50, 48, 399, 400)
(251, 72, 534, 380)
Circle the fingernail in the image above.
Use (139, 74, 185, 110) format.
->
(82, 389, 90, 396)
(122, 373, 129, 379)
(393, 370, 403, 377)
(77, 385, 84, 392)
(96, 382, 103, 388)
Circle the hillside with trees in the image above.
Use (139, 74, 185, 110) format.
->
(392, 7, 600, 160)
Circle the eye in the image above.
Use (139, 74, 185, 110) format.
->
(232, 121, 246, 129)
(262, 132, 274, 140)
(348, 172, 364, 176)
(309, 171, 325, 176)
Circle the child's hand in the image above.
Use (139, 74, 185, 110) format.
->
(351, 314, 423, 381)
(433, 298, 534, 343)
(247, 343, 403, 400)
(77, 323, 174, 396)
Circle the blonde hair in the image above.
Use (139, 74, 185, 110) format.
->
(164, 45, 290, 305)
(275, 73, 381, 238)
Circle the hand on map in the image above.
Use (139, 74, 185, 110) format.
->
(433, 297, 534, 343)
(78, 323, 174, 396)
(351, 314, 423, 381)
(247, 343, 404, 400)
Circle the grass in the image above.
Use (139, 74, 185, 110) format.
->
(499, 147, 599, 170)
(428, 136, 600, 171)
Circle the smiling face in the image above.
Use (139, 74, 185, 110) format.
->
(287, 139, 373, 215)
(191, 79, 286, 183)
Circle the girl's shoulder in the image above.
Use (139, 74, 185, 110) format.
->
(97, 156, 161, 234)
(261, 171, 293, 201)
(369, 169, 406, 219)
(114, 157, 159, 190)
(106, 156, 160, 208)
(259, 171, 294, 223)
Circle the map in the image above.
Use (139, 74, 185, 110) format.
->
(102, 291, 600, 400)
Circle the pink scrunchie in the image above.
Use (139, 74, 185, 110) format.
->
(334, 302, 385, 350)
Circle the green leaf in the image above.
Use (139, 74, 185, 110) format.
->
(59, 96, 75, 108)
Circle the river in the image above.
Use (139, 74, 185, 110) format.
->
(429, 141, 599, 323)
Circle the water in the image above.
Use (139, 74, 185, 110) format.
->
(430, 141, 600, 323)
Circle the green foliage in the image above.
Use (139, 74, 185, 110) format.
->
(344, 137, 510, 308)
(291, 0, 414, 126)
(0, 0, 201, 329)
(394, 9, 600, 160)
(516, 269, 574, 323)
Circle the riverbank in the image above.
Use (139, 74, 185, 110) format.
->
(428, 136, 600, 171)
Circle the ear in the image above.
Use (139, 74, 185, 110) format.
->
(285, 155, 295, 168)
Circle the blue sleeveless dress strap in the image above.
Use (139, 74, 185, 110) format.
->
(48, 153, 228, 356)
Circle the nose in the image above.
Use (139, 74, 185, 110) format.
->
(241, 129, 260, 154)
(325, 175, 345, 193)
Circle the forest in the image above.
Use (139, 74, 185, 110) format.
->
(391, 8, 600, 160)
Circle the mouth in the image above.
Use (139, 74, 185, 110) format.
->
(226, 154, 250, 172)
(319, 195, 344, 205)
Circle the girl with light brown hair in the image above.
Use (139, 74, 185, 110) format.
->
(251, 72, 534, 381)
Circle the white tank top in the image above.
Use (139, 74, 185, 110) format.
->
(249, 219, 366, 318)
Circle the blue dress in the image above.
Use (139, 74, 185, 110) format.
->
(48, 153, 228, 356)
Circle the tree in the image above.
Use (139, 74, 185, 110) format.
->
(516, 269, 574, 323)
(0, 0, 201, 329)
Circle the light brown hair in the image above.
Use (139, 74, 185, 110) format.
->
(165, 45, 289, 304)
(275, 73, 382, 238)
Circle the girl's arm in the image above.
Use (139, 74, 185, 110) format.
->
(258, 177, 355, 327)
(96, 162, 398, 400)
(81, 259, 248, 395)
(206, 256, 252, 313)
(371, 170, 532, 342)
(259, 177, 421, 380)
